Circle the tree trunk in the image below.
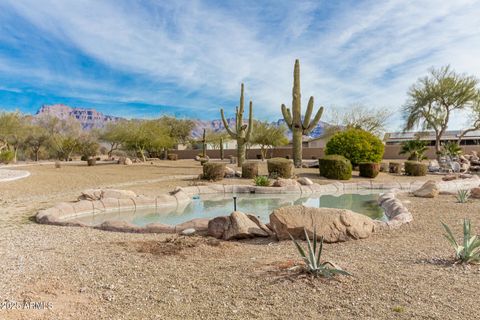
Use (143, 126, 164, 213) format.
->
(139, 148, 146, 162)
(292, 128, 303, 167)
(35, 148, 40, 162)
(237, 141, 246, 167)
(435, 133, 441, 161)
(260, 146, 266, 161)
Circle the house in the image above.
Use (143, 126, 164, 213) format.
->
(384, 130, 480, 146)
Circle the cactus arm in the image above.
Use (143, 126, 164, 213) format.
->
(245, 100, 253, 141)
(305, 106, 324, 134)
(292, 59, 301, 126)
(281, 104, 293, 128)
(221, 108, 237, 138)
(303, 96, 314, 130)
(235, 106, 242, 133)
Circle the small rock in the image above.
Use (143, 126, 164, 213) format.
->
(124, 158, 133, 165)
(272, 178, 299, 187)
(181, 228, 196, 236)
(235, 171, 242, 177)
(224, 166, 236, 178)
(297, 177, 313, 185)
(470, 187, 480, 199)
(442, 175, 457, 181)
(413, 180, 439, 198)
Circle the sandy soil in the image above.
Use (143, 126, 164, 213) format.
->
(1, 160, 479, 319)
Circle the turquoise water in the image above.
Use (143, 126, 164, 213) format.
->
(74, 192, 385, 227)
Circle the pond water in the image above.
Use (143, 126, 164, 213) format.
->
(73, 191, 386, 227)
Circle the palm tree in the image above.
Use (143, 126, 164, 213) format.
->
(399, 139, 428, 161)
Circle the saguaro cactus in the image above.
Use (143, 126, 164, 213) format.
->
(281, 59, 324, 168)
(220, 83, 253, 167)
(220, 137, 224, 160)
(202, 128, 206, 158)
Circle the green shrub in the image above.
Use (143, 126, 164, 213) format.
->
(404, 161, 427, 176)
(325, 128, 384, 166)
(242, 161, 258, 179)
(267, 158, 293, 178)
(253, 175, 270, 186)
(319, 155, 352, 180)
(389, 162, 401, 174)
(202, 162, 225, 181)
(0, 150, 15, 164)
(359, 162, 380, 178)
(167, 153, 178, 160)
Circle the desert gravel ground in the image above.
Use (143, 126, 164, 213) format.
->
(0, 160, 479, 319)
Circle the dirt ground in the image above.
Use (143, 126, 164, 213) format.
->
(0, 160, 479, 319)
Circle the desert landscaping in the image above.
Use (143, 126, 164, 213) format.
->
(1, 160, 480, 320)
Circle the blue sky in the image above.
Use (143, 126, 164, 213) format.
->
(1, 0, 480, 129)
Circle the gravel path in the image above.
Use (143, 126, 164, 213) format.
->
(0, 169, 30, 182)
(1, 161, 479, 319)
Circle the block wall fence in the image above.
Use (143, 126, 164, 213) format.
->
(173, 145, 480, 160)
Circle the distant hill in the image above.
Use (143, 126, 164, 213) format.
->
(34, 104, 330, 139)
(35, 104, 124, 130)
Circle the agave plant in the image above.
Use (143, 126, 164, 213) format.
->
(441, 219, 480, 263)
(289, 227, 350, 277)
(456, 189, 471, 203)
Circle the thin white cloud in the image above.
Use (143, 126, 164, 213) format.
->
(0, 0, 479, 130)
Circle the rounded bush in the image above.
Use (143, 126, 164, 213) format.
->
(404, 161, 427, 176)
(202, 162, 225, 181)
(200, 158, 209, 165)
(359, 162, 380, 178)
(0, 150, 15, 164)
(167, 153, 178, 161)
(242, 161, 258, 179)
(319, 155, 352, 180)
(87, 158, 96, 166)
(325, 128, 384, 166)
(267, 158, 294, 178)
(389, 162, 401, 174)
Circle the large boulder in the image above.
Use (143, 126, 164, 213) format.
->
(269, 205, 375, 242)
(413, 180, 439, 198)
(208, 211, 269, 240)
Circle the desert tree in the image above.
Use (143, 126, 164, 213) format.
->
(100, 121, 130, 157)
(251, 121, 289, 160)
(37, 114, 82, 161)
(24, 124, 51, 161)
(403, 66, 479, 158)
(121, 120, 174, 162)
(0, 111, 29, 163)
(325, 105, 392, 138)
(457, 96, 480, 144)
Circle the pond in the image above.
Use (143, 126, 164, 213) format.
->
(73, 191, 386, 227)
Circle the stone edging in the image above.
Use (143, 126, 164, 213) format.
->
(0, 169, 30, 182)
(35, 176, 480, 234)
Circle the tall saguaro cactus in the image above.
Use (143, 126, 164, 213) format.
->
(220, 83, 253, 167)
(281, 59, 324, 167)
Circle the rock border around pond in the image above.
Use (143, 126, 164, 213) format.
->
(35, 176, 480, 237)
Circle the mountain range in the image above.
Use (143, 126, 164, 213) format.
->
(35, 104, 329, 139)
